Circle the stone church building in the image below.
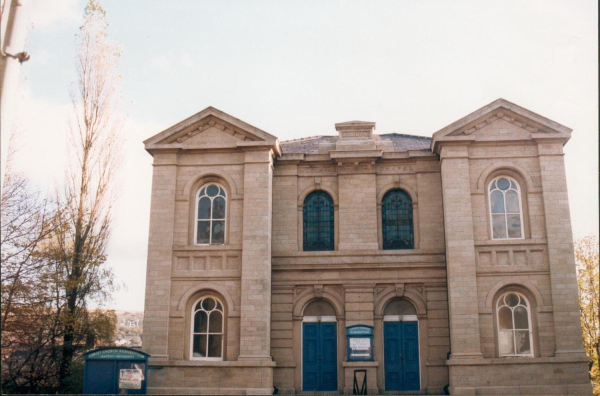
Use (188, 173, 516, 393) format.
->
(141, 99, 592, 395)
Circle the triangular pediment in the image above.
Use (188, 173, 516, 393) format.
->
(431, 99, 572, 152)
(144, 107, 279, 153)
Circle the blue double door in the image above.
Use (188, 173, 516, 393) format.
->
(384, 321, 420, 391)
(302, 322, 338, 391)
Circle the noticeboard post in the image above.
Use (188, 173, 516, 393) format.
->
(83, 347, 149, 395)
(346, 325, 374, 362)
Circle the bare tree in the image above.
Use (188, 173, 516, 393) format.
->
(1, 135, 62, 393)
(1, 134, 56, 329)
(45, 0, 123, 388)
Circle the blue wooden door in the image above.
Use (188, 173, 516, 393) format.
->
(303, 322, 337, 391)
(384, 321, 420, 391)
(84, 360, 116, 394)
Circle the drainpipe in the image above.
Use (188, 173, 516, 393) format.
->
(1, 0, 30, 188)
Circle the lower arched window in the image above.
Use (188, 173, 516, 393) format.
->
(496, 292, 533, 357)
(191, 296, 224, 360)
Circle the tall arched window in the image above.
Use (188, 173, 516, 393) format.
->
(196, 183, 226, 245)
(496, 291, 533, 357)
(191, 296, 224, 360)
(303, 191, 334, 251)
(489, 176, 523, 239)
(382, 189, 414, 250)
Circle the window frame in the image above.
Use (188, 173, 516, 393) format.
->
(488, 176, 525, 240)
(189, 295, 225, 361)
(194, 183, 227, 246)
(495, 291, 534, 358)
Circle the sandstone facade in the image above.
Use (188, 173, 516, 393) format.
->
(142, 100, 592, 395)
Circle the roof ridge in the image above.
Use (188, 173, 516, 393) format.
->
(380, 132, 431, 140)
(281, 135, 336, 143)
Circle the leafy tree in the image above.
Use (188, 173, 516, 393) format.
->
(50, 0, 123, 389)
(575, 235, 600, 394)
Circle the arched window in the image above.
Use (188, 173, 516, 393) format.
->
(191, 296, 224, 360)
(496, 292, 533, 357)
(303, 191, 334, 251)
(382, 189, 414, 250)
(489, 176, 523, 239)
(196, 183, 226, 245)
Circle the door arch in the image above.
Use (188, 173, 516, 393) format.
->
(302, 299, 338, 392)
(383, 298, 420, 391)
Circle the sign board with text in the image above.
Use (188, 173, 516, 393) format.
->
(346, 325, 374, 361)
(83, 347, 149, 395)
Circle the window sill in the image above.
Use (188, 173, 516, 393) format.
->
(446, 354, 589, 366)
(149, 359, 277, 368)
(173, 245, 242, 251)
(273, 248, 444, 258)
(474, 239, 547, 247)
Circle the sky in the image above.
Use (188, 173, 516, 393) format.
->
(7, 0, 599, 312)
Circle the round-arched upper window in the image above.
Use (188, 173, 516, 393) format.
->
(196, 184, 227, 244)
(382, 189, 414, 250)
(303, 191, 334, 251)
(489, 176, 523, 239)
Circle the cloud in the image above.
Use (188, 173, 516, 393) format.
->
(147, 53, 172, 73)
(181, 52, 193, 70)
(7, 83, 70, 191)
(28, 0, 80, 30)
(146, 52, 194, 74)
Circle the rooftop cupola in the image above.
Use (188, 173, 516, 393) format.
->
(334, 120, 377, 150)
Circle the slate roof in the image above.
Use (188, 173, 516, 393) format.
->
(281, 133, 431, 154)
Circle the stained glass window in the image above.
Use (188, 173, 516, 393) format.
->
(196, 184, 226, 244)
(303, 191, 334, 251)
(382, 189, 414, 250)
(191, 296, 224, 359)
(496, 292, 533, 357)
(489, 177, 523, 239)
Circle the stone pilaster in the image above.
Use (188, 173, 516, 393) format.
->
(238, 148, 274, 360)
(143, 152, 178, 358)
(537, 141, 586, 356)
(439, 145, 483, 360)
